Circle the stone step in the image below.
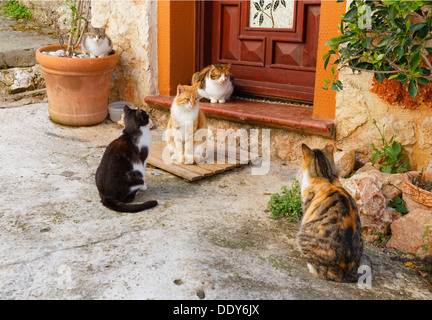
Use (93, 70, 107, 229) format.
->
(0, 14, 57, 107)
(0, 64, 45, 95)
(0, 15, 57, 69)
(0, 88, 46, 108)
(0, 64, 47, 107)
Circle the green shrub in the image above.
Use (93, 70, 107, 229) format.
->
(323, 0, 432, 99)
(268, 178, 302, 222)
(1, 1, 32, 19)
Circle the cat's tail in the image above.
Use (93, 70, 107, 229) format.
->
(101, 198, 158, 213)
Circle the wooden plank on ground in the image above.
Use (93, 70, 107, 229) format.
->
(147, 155, 201, 181)
(147, 142, 250, 181)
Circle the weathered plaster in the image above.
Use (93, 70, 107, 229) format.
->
(91, 0, 158, 107)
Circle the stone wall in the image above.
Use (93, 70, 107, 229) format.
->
(17, 0, 63, 29)
(91, 0, 158, 107)
(335, 69, 432, 171)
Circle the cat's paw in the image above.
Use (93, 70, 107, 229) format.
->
(172, 153, 183, 164)
(194, 154, 205, 164)
(140, 183, 148, 191)
(210, 98, 218, 103)
(184, 154, 194, 164)
(218, 99, 226, 103)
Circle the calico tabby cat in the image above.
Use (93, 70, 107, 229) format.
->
(296, 141, 371, 282)
(191, 64, 234, 103)
(164, 84, 209, 164)
(95, 106, 158, 213)
(81, 25, 113, 58)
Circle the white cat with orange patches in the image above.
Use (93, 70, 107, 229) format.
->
(192, 64, 234, 103)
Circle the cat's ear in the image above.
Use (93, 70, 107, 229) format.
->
(323, 140, 335, 158)
(301, 143, 312, 158)
(192, 82, 199, 90)
(177, 84, 185, 95)
(225, 63, 231, 70)
(123, 105, 132, 114)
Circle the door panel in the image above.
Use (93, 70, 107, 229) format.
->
(197, 0, 321, 102)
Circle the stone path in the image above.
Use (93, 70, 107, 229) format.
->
(0, 103, 431, 300)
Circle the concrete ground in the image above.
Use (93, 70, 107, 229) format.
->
(0, 103, 431, 300)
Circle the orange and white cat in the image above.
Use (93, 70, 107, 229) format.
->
(164, 84, 210, 164)
(192, 64, 234, 103)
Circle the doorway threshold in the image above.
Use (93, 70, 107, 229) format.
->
(144, 95, 334, 138)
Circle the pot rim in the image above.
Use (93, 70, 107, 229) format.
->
(36, 44, 119, 73)
(402, 170, 432, 196)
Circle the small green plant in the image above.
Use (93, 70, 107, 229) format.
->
(374, 231, 387, 243)
(422, 226, 432, 254)
(268, 178, 302, 222)
(1, 1, 32, 19)
(388, 196, 408, 215)
(370, 119, 410, 173)
(344, 171, 356, 179)
(412, 168, 432, 192)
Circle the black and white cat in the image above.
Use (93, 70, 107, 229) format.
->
(95, 106, 158, 213)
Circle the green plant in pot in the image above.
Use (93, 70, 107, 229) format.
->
(36, 0, 118, 126)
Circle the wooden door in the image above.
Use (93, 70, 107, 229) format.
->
(196, 0, 321, 102)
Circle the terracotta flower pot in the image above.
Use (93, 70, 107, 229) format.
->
(401, 171, 432, 212)
(36, 44, 119, 126)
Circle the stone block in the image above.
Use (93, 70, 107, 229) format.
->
(341, 176, 393, 242)
(334, 149, 355, 178)
(386, 209, 432, 258)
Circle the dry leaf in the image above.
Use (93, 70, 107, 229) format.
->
(416, 269, 428, 278)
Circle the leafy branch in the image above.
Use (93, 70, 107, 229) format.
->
(323, 0, 432, 99)
(57, 0, 91, 57)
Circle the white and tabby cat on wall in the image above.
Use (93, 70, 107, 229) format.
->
(192, 64, 234, 103)
(81, 25, 113, 58)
